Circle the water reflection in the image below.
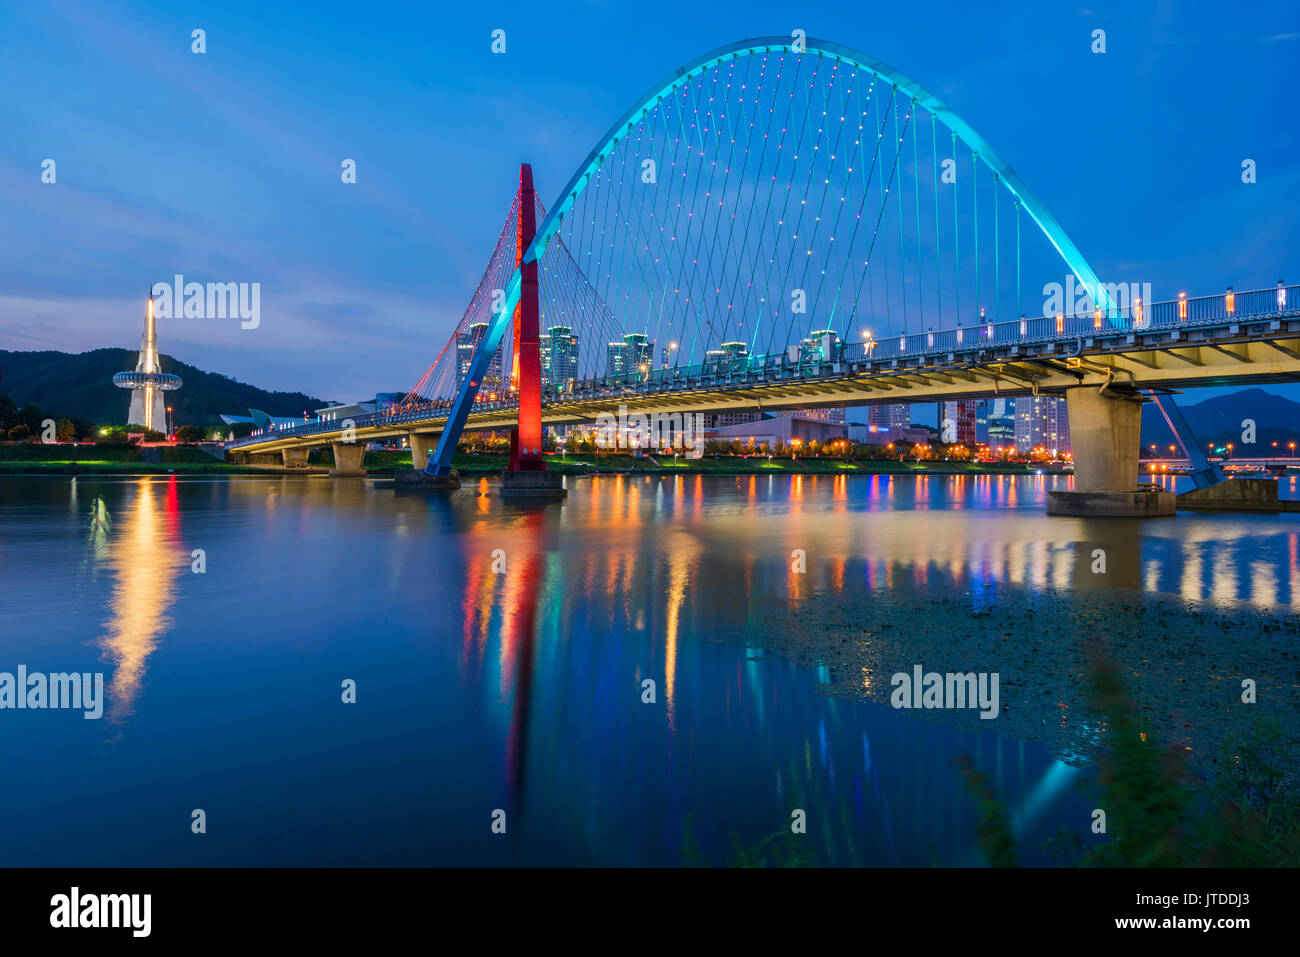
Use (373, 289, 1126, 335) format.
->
(432, 472, 1298, 861)
(3, 472, 1295, 866)
(96, 478, 186, 723)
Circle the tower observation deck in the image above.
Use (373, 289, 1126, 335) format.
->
(113, 294, 181, 432)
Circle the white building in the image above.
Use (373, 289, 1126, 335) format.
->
(1014, 395, 1070, 454)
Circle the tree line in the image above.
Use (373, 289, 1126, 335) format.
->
(0, 394, 213, 444)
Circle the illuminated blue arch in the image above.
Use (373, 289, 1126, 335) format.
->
(528, 36, 1107, 307)
(428, 37, 1108, 475)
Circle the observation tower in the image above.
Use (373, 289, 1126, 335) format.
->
(113, 294, 181, 432)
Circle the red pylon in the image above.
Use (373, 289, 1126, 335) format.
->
(509, 163, 544, 471)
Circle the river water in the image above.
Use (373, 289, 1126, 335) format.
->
(0, 472, 1296, 865)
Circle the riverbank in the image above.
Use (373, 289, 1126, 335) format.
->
(0, 443, 1067, 477)
(0, 444, 271, 474)
(0, 439, 1078, 478)
(438, 453, 1062, 477)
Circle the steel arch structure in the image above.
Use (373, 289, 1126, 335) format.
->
(428, 35, 1110, 475)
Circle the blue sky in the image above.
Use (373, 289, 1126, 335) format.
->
(0, 0, 1296, 404)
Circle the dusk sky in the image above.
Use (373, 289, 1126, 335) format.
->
(1, 0, 1296, 404)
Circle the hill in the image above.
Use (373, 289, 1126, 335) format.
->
(0, 349, 324, 428)
(1140, 387, 1300, 452)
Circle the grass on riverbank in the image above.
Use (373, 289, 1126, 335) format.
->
(1, 442, 1062, 477)
(314, 447, 1055, 477)
(455, 453, 1053, 476)
(0, 442, 266, 474)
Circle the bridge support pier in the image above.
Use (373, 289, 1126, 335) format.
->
(390, 432, 461, 488)
(1047, 386, 1174, 517)
(409, 432, 437, 471)
(330, 441, 366, 477)
(282, 447, 310, 469)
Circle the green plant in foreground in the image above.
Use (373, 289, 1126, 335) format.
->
(680, 809, 816, 868)
(954, 755, 1018, 867)
(961, 653, 1300, 867)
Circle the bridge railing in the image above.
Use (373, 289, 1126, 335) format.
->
(229, 284, 1297, 449)
(839, 283, 1298, 363)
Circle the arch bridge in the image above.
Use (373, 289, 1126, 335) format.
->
(228, 37, 1300, 512)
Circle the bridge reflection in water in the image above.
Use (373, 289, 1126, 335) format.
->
(398, 471, 1298, 863)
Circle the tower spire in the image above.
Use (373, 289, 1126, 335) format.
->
(113, 292, 181, 433)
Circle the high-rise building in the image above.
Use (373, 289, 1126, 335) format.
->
(540, 325, 579, 387)
(1014, 395, 1070, 454)
(112, 294, 182, 432)
(704, 412, 763, 427)
(606, 332, 654, 377)
(867, 404, 910, 432)
(795, 329, 839, 363)
(940, 400, 977, 445)
(456, 322, 504, 394)
(987, 398, 1016, 450)
(784, 406, 847, 424)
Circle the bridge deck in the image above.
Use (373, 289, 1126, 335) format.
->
(230, 307, 1300, 455)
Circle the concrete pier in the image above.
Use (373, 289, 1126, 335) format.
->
(499, 468, 567, 500)
(1178, 477, 1299, 512)
(282, 447, 310, 469)
(1048, 488, 1175, 517)
(330, 442, 367, 476)
(409, 432, 439, 471)
(1048, 385, 1174, 517)
(393, 468, 461, 490)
